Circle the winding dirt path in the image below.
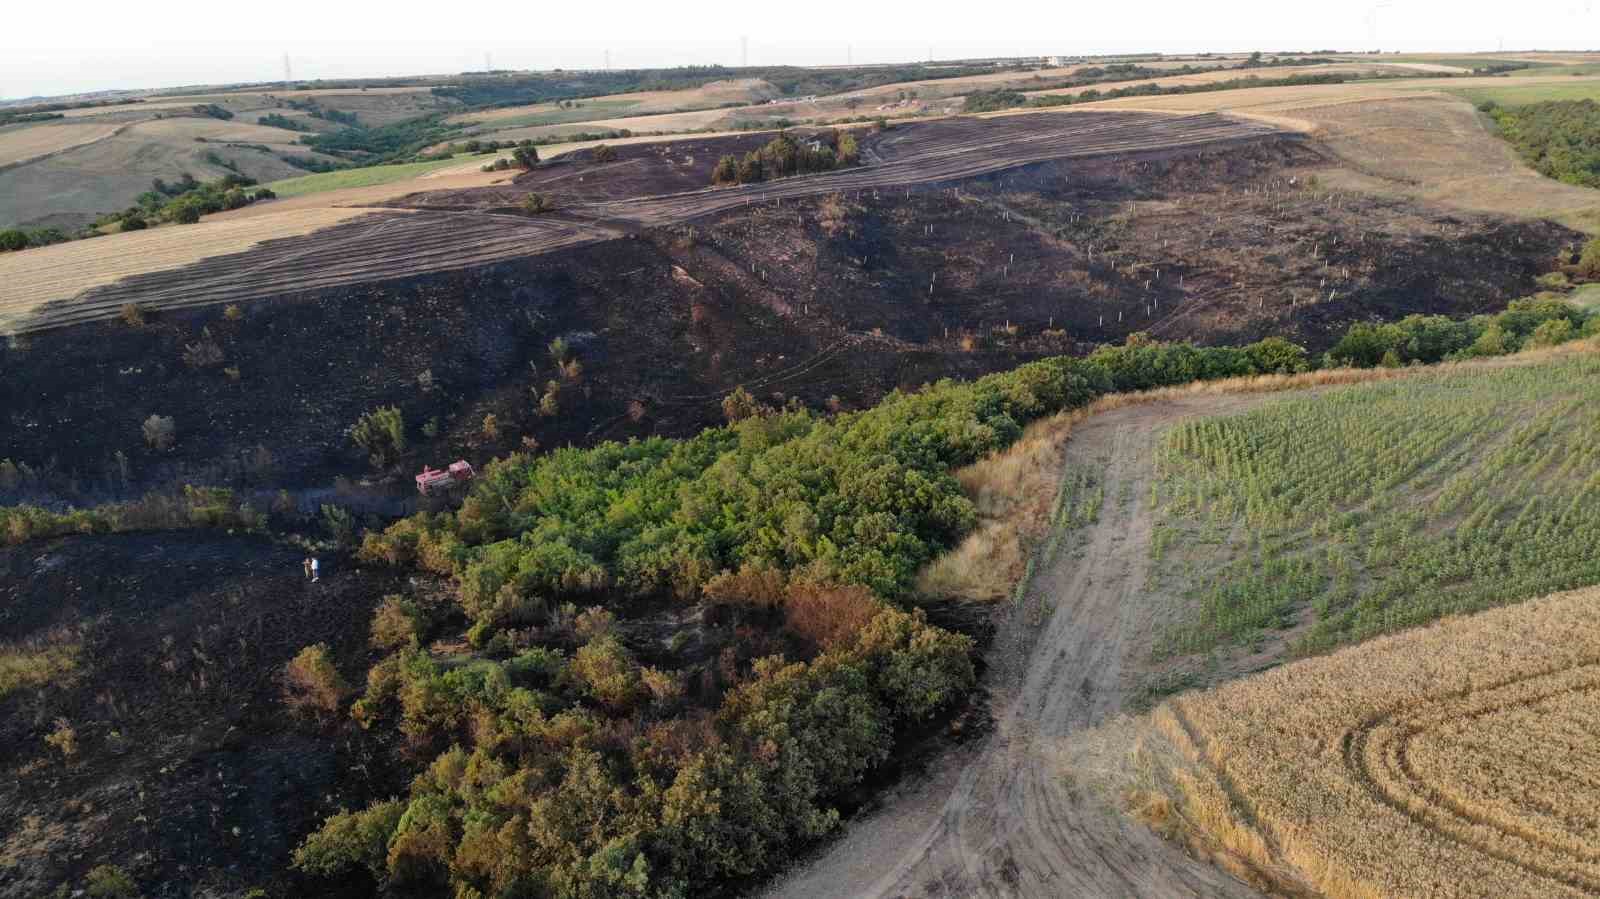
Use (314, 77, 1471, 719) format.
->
(764, 395, 1275, 899)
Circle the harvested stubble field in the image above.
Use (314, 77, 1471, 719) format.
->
(1149, 353, 1600, 658)
(0, 111, 1282, 334)
(0, 121, 127, 169)
(1150, 582, 1600, 898)
(1072, 81, 1600, 231)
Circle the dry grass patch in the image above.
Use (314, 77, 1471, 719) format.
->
(0, 636, 80, 699)
(1140, 584, 1600, 899)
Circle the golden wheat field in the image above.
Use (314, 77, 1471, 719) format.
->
(1149, 584, 1600, 899)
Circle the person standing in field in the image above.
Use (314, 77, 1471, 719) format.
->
(311, 557, 320, 583)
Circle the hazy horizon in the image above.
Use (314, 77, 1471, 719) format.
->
(4, 0, 1597, 100)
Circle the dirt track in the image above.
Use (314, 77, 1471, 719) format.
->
(763, 396, 1272, 899)
(7, 111, 1280, 334)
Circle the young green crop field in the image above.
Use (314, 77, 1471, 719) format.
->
(1148, 353, 1600, 658)
(263, 153, 481, 197)
(1452, 78, 1600, 107)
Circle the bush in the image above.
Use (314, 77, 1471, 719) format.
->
(1579, 237, 1600, 279)
(45, 717, 78, 758)
(142, 414, 176, 451)
(292, 800, 405, 878)
(512, 145, 539, 168)
(119, 302, 147, 327)
(0, 228, 26, 252)
(521, 192, 554, 214)
(84, 864, 137, 898)
(172, 203, 202, 225)
(282, 644, 350, 716)
(120, 214, 148, 232)
(371, 595, 428, 650)
(591, 143, 618, 163)
(182, 327, 224, 368)
(351, 406, 406, 467)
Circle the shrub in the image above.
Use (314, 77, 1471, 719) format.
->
(182, 327, 224, 368)
(223, 303, 243, 320)
(120, 214, 148, 232)
(591, 143, 618, 163)
(371, 595, 427, 650)
(172, 203, 202, 225)
(292, 800, 405, 878)
(721, 385, 762, 422)
(512, 145, 539, 168)
(45, 717, 78, 758)
(119, 302, 147, 327)
(783, 582, 882, 650)
(142, 414, 176, 451)
(83, 864, 137, 898)
(351, 406, 406, 467)
(0, 228, 27, 252)
(522, 192, 554, 214)
(481, 413, 500, 440)
(1579, 237, 1600, 279)
(282, 644, 349, 717)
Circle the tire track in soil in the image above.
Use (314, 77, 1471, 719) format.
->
(762, 396, 1274, 899)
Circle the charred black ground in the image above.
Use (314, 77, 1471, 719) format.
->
(0, 125, 1583, 899)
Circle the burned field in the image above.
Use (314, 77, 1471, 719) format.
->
(0, 533, 411, 897)
(0, 109, 1587, 898)
(1, 125, 1574, 506)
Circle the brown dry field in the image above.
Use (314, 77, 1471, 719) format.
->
(1145, 583, 1600, 899)
(0, 206, 374, 333)
(0, 120, 127, 168)
(1068, 78, 1600, 232)
(1024, 62, 1442, 100)
(448, 77, 779, 125)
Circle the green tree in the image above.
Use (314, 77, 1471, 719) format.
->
(351, 406, 406, 467)
(513, 145, 540, 169)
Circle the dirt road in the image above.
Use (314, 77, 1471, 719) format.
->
(763, 396, 1273, 899)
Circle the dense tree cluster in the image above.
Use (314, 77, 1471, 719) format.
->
(1326, 297, 1598, 368)
(301, 335, 1313, 897)
(1482, 99, 1600, 189)
(711, 131, 856, 186)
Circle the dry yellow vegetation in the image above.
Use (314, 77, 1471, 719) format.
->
(0, 206, 374, 333)
(0, 121, 126, 168)
(1068, 76, 1600, 232)
(1143, 584, 1600, 898)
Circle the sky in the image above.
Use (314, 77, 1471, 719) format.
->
(3, 0, 1598, 99)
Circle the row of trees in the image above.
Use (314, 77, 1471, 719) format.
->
(1327, 296, 1600, 368)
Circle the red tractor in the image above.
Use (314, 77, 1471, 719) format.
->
(416, 460, 475, 495)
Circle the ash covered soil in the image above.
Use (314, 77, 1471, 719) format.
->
(0, 117, 1585, 898)
(0, 136, 1576, 507)
(0, 534, 410, 898)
